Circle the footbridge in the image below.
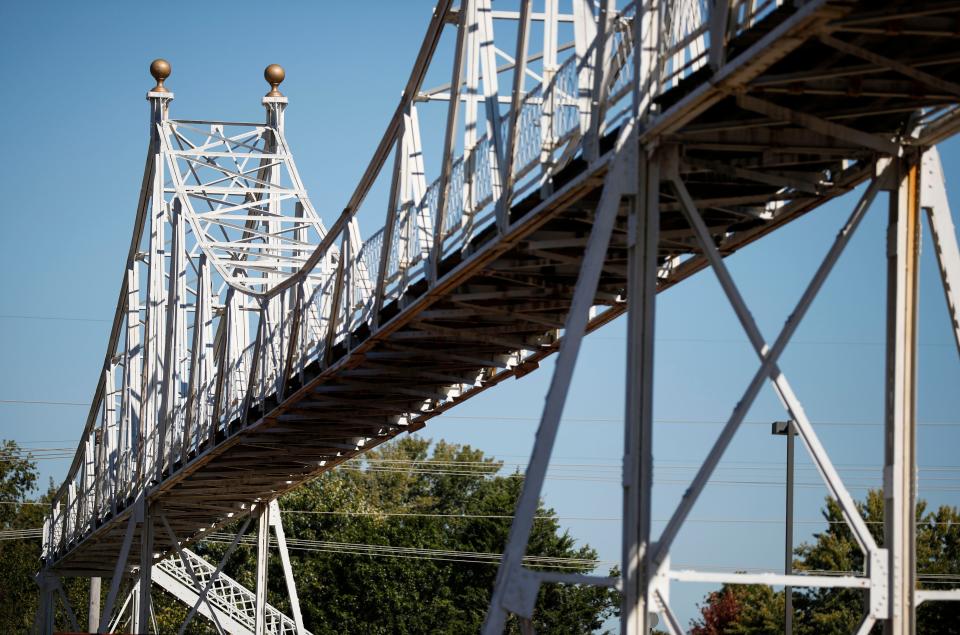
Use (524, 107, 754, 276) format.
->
(37, 1, 960, 633)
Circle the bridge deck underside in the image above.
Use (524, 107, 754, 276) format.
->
(50, 0, 960, 576)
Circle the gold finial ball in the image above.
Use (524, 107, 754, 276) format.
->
(264, 64, 285, 97)
(149, 58, 171, 93)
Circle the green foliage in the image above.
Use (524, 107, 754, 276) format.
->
(157, 437, 618, 633)
(0, 440, 44, 632)
(690, 489, 960, 634)
(0, 440, 93, 634)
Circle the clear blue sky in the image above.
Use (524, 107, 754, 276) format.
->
(2, 1, 959, 629)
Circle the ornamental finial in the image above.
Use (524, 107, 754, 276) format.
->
(264, 64, 285, 98)
(149, 59, 171, 93)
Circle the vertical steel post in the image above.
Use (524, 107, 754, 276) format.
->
(496, 0, 532, 231)
(37, 575, 55, 635)
(622, 149, 659, 635)
(88, 576, 101, 633)
(134, 505, 154, 633)
(709, 0, 730, 71)
(883, 157, 921, 635)
(585, 0, 613, 163)
(142, 83, 172, 486)
(255, 503, 270, 635)
(430, 1, 471, 284)
(123, 264, 142, 498)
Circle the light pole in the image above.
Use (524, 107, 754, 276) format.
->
(772, 420, 797, 635)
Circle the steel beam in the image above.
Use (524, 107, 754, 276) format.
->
(135, 504, 154, 633)
(622, 149, 659, 635)
(100, 499, 141, 632)
(255, 503, 270, 635)
(270, 500, 306, 634)
(921, 147, 960, 358)
(883, 157, 921, 635)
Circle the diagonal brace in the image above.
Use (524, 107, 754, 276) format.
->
(921, 146, 960, 358)
(482, 122, 635, 634)
(100, 497, 144, 631)
(820, 34, 960, 98)
(158, 511, 226, 635)
(270, 500, 306, 634)
(737, 93, 899, 156)
(653, 169, 886, 571)
(179, 513, 255, 635)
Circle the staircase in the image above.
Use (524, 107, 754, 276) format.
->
(153, 548, 310, 635)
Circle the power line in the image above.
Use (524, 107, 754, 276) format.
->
(2, 312, 950, 348)
(275, 510, 960, 526)
(593, 335, 958, 349)
(0, 314, 109, 323)
(5, 398, 960, 429)
(203, 533, 614, 570)
(430, 415, 960, 427)
(0, 399, 88, 407)
(0, 529, 43, 541)
(8, 445, 960, 474)
(6, 524, 956, 584)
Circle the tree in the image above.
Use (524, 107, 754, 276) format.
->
(688, 490, 960, 634)
(690, 588, 742, 635)
(691, 585, 783, 635)
(0, 440, 91, 634)
(155, 437, 618, 633)
(0, 439, 44, 632)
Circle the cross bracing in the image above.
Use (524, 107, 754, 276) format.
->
(35, 0, 960, 633)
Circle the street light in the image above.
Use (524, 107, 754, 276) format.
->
(772, 419, 797, 635)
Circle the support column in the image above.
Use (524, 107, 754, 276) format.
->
(37, 574, 56, 635)
(131, 581, 141, 632)
(134, 507, 154, 633)
(622, 150, 659, 635)
(270, 500, 306, 634)
(255, 503, 270, 635)
(883, 157, 920, 635)
(88, 577, 101, 633)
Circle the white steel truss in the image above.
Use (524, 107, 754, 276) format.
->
(35, 1, 960, 633)
(160, 110, 331, 297)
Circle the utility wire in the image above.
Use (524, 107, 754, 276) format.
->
(6, 524, 959, 584)
(7, 447, 960, 474)
(202, 532, 614, 570)
(2, 503, 959, 526)
(0, 399, 88, 407)
(0, 314, 109, 323)
(5, 400, 960, 429)
(1, 312, 946, 347)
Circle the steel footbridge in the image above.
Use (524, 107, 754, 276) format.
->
(36, 1, 960, 633)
